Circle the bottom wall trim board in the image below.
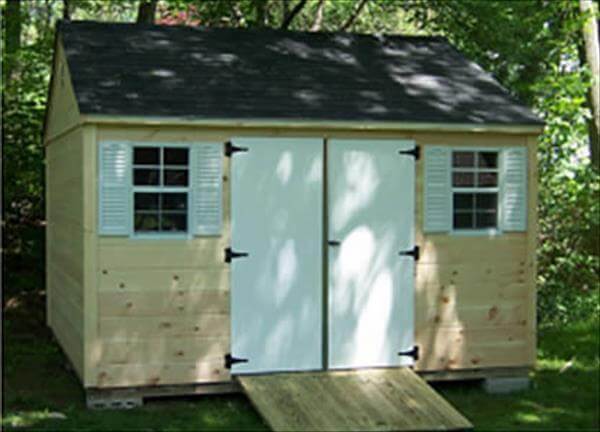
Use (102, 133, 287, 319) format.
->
(86, 381, 241, 410)
(418, 366, 531, 382)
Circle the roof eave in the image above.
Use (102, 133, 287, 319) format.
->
(80, 114, 545, 135)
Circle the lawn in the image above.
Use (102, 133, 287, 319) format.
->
(2, 289, 599, 431)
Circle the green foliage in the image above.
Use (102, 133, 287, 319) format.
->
(534, 60, 600, 326)
(2, 39, 52, 283)
(155, 0, 420, 34)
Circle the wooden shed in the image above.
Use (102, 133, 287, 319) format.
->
(44, 20, 543, 429)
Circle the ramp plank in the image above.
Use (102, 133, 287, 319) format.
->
(238, 368, 472, 432)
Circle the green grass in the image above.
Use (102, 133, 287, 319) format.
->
(438, 320, 600, 430)
(3, 290, 599, 431)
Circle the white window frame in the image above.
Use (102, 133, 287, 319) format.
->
(131, 142, 193, 240)
(450, 147, 502, 236)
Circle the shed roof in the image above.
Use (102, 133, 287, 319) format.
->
(59, 20, 542, 126)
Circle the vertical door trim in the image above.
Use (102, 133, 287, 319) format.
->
(322, 138, 329, 370)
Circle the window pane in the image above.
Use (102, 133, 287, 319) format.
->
(475, 211, 497, 228)
(134, 168, 160, 186)
(476, 193, 497, 211)
(452, 151, 475, 167)
(163, 193, 187, 210)
(453, 212, 473, 229)
(477, 172, 498, 187)
(134, 192, 159, 210)
(134, 213, 159, 231)
(134, 147, 159, 165)
(161, 213, 187, 232)
(452, 172, 475, 187)
(478, 152, 498, 168)
(164, 169, 189, 186)
(454, 193, 474, 210)
(164, 148, 189, 165)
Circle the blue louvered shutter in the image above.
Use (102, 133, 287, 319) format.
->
(500, 147, 528, 231)
(191, 143, 223, 236)
(423, 146, 452, 233)
(98, 141, 131, 235)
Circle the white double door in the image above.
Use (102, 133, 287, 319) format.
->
(230, 138, 415, 374)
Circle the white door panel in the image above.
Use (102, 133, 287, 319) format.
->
(230, 137, 323, 374)
(328, 139, 415, 369)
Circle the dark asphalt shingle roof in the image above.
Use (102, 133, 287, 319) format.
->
(59, 20, 542, 125)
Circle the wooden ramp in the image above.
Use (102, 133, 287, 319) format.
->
(238, 368, 472, 432)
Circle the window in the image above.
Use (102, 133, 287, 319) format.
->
(132, 146, 189, 234)
(451, 150, 499, 230)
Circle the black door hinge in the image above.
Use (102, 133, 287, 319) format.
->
(398, 345, 420, 361)
(399, 245, 420, 261)
(225, 353, 248, 369)
(224, 247, 249, 263)
(398, 146, 420, 160)
(224, 141, 249, 157)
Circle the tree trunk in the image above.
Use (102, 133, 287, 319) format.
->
(579, 0, 600, 170)
(310, 0, 325, 31)
(4, 0, 22, 85)
(282, 0, 289, 23)
(255, 0, 267, 26)
(230, 2, 245, 26)
(340, 0, 368, 31)
(281, 0, 308, 29)
(63, 0, 70, 20)
(136, 0, 157, 24)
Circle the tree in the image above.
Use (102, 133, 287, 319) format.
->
(281, 0, 308, 30)
(579, 0, 600, 170)
(137, 0, 157, 24)
(3, 0, 22, 84)
(340, 0, 368, 31)
(63, 0, 71, 20)
(310, 0, 325, 31)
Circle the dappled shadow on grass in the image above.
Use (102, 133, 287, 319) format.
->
(538, 320, 600, 367)
(3, 328, 267, 431)
(3, 395, 268, 431)
(437, 319, 599, 431)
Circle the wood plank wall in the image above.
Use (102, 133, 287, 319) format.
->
(45, 37, 80, 142)
(84, 125, 537, 388)
(413, 134, 537, 372)
(46, 127, 86, 379)
(89, 127, 232, 387)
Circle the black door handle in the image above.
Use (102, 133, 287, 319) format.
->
(328, 240, 341, 247)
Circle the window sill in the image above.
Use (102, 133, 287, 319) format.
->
(450, 229, 502, 237)
(130, 233, 192, 240)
